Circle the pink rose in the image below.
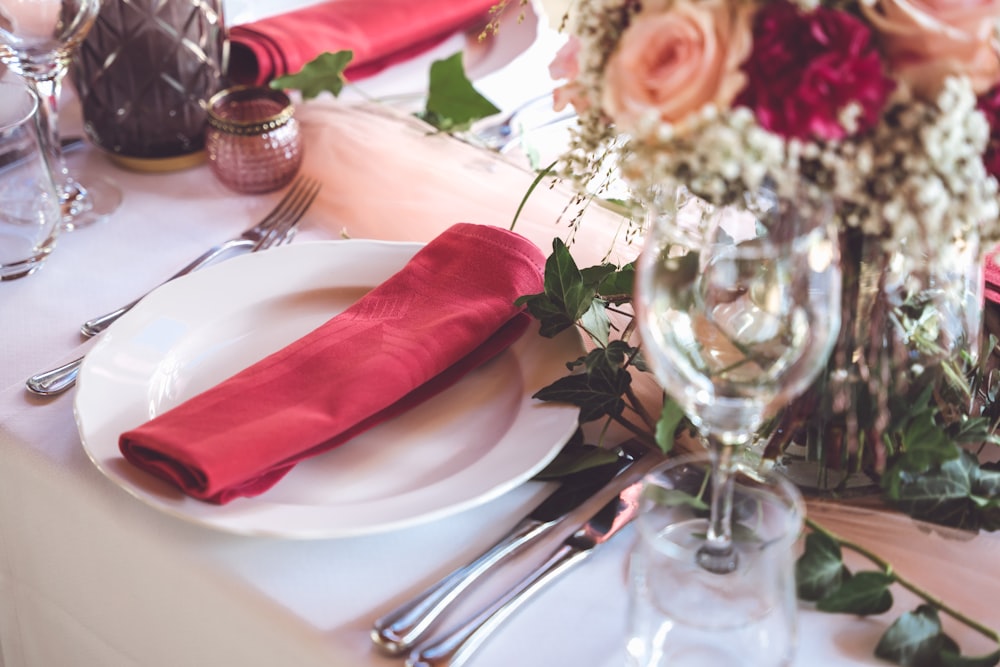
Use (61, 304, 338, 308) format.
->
(548, 36, 589, 112)
(736, 1, 895, 141)
(599, 0, 754, 131)
(860, 0, 1000, 98)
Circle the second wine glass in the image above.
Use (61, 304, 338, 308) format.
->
(0, 0, 121, 230)
(635, 183, 842, 573)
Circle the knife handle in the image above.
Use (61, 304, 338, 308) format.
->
(406, 543, 589, 667)
(371, 516, 552, 655)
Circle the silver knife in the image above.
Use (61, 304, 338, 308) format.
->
(405, 477, 645, 667)
(372, 441, 646, 655)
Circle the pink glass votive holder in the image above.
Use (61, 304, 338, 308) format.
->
(205, 86, 303, 194)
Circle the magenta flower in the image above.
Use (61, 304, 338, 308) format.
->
(736, 1, 895, 141)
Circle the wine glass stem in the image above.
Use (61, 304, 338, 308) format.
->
(697, 439, 738, 574)
(27, 72, 70, 188)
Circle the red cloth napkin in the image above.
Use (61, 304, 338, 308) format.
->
(986, 245, 1000, 303)
(119, 223, 545, 504)
(228, 0, 499, 85)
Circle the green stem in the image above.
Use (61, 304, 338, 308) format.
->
(624, 385, 658, 432)
(613, 413, 657, 449)
(805, 517, 1000, 644)
(510, 160, 557, 232)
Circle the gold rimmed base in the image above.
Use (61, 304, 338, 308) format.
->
(107, 150, 206, 173)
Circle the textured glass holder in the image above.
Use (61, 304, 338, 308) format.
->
(71, 0, 226, 171)
(205, 86, 303, 194)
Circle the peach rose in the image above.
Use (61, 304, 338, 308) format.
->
(860, 0, 1000, 98)
(600, 0, 755, 132)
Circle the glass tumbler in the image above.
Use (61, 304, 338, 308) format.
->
(205, 86, 303, 194)
(626, 453, 804, 667)
(0, 80, 61, 280)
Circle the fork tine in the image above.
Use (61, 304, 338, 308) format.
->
(251, 177, 321, 251)
(251, 176, 310, 235)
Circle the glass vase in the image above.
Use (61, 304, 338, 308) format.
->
(70, 0, 227, 171)
(766, 226, 983, 495)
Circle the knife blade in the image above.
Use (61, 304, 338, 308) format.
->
(406, 479, 644, 667)
(371, 441, 646, 655)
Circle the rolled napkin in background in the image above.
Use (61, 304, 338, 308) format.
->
(986, 246, 1000, 303)
(228, 0, 499, 85)
(119, 223, 545, 504)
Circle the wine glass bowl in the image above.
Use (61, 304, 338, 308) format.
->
(637, 186, 842, 445)
(635, 183, 841, 574)
(0, 1, 96, 76)
(0, 0, 120, 230)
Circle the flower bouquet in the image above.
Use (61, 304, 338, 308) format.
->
(533, 0, 1000, 514)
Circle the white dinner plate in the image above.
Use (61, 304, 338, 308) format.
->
(74, 240, 582, 539)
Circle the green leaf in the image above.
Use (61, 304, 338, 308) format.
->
(597, 263, 635, 299)
(545, 238, 596, 322)
(516, 292, 577, 338)
(532, 361, 631, 422)
(647, 487, 708, 511)
(796, 531, 846, 602)
(885, 452, 984, 529)
(654, 399, 684, 454)
(897, 408, 962, 474)
(533, 443, 622, 479)
(580, 264, 617, 288)
(580, 299, 610, 347)
(875, 605, 949, 667)
(816, 570, 894, 615)
(270, 50, 353, 99)
(418, 52, 500, 132)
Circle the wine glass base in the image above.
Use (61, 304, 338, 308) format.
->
(695, 545, 739, 574)
(60, 175, 122, 232)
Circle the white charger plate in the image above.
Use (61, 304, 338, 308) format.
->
(73, 240, 582, 539)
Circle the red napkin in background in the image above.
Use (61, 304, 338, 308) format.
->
(228, 0, 499, 85)
(119, 224, 545, 504)
(986, 246, 1000, 303)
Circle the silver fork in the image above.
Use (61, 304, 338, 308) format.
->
(24, 176, 321, 397)
(80, 176, 321, 337)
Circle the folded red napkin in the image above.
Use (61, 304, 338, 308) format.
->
(228, 0, 499, 86)
(986, 246, 1000, 303)
(119, 223, 545, 504)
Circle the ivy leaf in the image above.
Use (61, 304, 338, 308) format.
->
(875, 605, 950, 667)
(816, 570, 894, 615)
(654, 399, 684, 454)
(417, 52, 500, 132)
(596, 263, 635, 300)
(533, 359, 631, 422)
(885, 452, 982, 529)
(545, 238, 596, 322)
(580, 264, 617, 288)
(270, 50, 353, 99)
(896, 407, 962, 474)
(647, 487, 708, 511)
(796, 531, 846, 602)
(516, 239, 596, 338)
(581, 299, 610, 347)
(533, 442, 622, 479)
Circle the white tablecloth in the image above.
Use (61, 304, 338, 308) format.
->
(1, 2, 997, 666)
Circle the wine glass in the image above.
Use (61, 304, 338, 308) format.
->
(0, 0, 121, 231)
(635, 183, 841, 573)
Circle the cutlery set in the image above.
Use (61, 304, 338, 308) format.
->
(374, 441, 657, 667)
(24, 176, 320, 397)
